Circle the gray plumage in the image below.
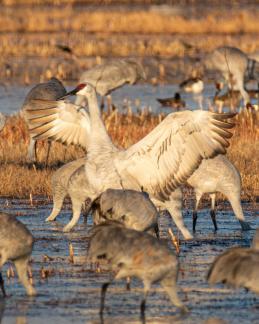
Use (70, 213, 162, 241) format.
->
(88, 222, 187, 321)
(36, 82, 235, 240)
(0, 212, 36, 296)
(46, 158, 91, 232)
(203, 46, 256, 105)
(78, 59, 146, 96)
(207, 229, 259, 293)
(75, 59, 146, 107)
(187, 154, 250, 231)
(21, 77, 67, 162)
(92, 188, 159, 237)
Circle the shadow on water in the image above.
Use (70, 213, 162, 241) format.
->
(0, 198, 258, 323)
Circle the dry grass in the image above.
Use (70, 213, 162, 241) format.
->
(0, 109, 257, 200)
(0, 4, 258, 84)
(0, 8, 258, 34)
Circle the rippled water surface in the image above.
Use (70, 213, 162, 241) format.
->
(0, 197, 258, 324)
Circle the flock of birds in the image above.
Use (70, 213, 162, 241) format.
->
(0, 45, 258, 321)
(157, 46, 259, 110)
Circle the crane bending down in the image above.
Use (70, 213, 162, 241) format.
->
(26, 83, 236, 239)
(92, 188, 159, 237)
(207, 229, 259, 293)
(203, 46, 256, 106)
(21, 77, 67, 163)
(75, 59, 146, 107)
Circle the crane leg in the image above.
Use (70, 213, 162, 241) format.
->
(140, 282, 150, 324)
(210, 193, 218, 231)
(100, 282, 110, 319)
(0, 272, 6, 297)
(193, 211, 198, 232)
(126, 276, 131, 291)
(154, 223, 160, 239)
(193, 192, 202, 232)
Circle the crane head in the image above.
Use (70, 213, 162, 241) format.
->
(59, 83, 95, 99)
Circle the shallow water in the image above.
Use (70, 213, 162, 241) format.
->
(0, 83, 219, 115)
(0, 198, 258, 324)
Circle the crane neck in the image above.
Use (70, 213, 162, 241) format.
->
(86, 91, 113, 145)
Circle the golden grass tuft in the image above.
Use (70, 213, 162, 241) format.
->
(0, 109, 257, 200)
(0, 8, 258, 35)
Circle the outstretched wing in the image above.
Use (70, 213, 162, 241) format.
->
(24, 99, 90, 149)
(116, 110, 235, 201)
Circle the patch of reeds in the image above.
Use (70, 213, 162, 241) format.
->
(0, 5, 258, 85)
(0, 109, 257, 200)
(0, 7, 258, 35)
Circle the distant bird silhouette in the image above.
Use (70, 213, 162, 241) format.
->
(179, 77, 204, 94)
(56, 44, 73, 55)
(21, 77, 67, 163)
(0, 213, 36, 296)
(55, 43, 79, 62)
(207, 229, 259, 294)
(157, 92, 185, 110)
(88, 222, 187, 322)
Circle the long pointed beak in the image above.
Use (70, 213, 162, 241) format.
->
(59, 87, 78, 100)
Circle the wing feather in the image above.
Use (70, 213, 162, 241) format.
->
(25, 99, 90, 149)
(115, 110, 235, 201)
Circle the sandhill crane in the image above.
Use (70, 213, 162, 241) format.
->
(0, 212, 36, 296)
(28, 83, 236, 239)
(46, 158, 87, 228)
(203, 46, 256, 106)
(214, 88, 259, 110)
(88, 222, 187, 322)
(45, 158, 92, 232)
(157, 92, 185, 110)
(92, 188, 159, 237)
(47, 161, 159, 235)
(187, 154, 251, 232)
(23, 60, 145, 163)
(21, 77, 67, 163)
(75, 59, 146, 108)
(179, 77, 204, 94)
(207, 229, 259, 293)
(23, 81, 91, 163)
